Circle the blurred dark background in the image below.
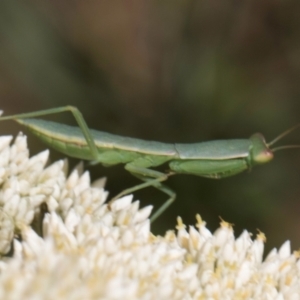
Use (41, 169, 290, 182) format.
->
(1, 0, 300, 254)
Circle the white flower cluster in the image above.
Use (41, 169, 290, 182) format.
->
(0, 133, 299, 300)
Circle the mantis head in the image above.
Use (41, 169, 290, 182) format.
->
(250, 124, 300, 165)
(250, 133, 274, 165)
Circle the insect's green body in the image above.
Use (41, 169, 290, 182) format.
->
(17, 118, 273, 180)
(0, 106, 291, 222)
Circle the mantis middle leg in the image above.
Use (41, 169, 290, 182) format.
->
(110, 164, 176, 222)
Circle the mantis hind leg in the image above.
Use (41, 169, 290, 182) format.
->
(110, 164, 176, 222)
(0, 106, 99, 160)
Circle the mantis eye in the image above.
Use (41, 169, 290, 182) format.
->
(253, 149, 274, 164)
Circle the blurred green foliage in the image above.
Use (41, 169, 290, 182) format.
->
(0, 0, 300, 254)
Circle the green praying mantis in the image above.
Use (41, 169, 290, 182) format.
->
(0, 106, 299, 222)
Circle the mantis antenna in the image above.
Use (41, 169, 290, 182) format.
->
(268, 123, 300, 152)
